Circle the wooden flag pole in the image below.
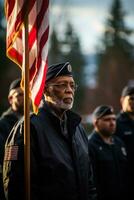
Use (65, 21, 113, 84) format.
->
(24, 9, 30, 200)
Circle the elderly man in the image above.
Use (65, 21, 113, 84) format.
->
(116, 85, 134, 199)
(88, 105, 129, 200)
(3, 62, 97, 200)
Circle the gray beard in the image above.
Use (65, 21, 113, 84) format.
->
(50, 92, 74, 111)
(53, 98, 73, 110)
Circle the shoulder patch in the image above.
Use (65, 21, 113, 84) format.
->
(4, 145, 18, 161)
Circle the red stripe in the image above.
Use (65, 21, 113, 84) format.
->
(34, 62, 48, 105)
(28, 27, 37, 51)
(36, 27, 49, 72)
(28, 0, 36, 14)
(5, 0, 15, 19)
(8, 48, 22, 66)
(29, 59, 36, 81)
(29, 26, 49, 85)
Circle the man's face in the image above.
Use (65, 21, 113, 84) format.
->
(8, 87, 24, 113)
(95, 114, 116, 137)
(45, 76, 76, 110)
(121, 94, 134, 113)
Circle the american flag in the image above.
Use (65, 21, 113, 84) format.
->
(5, 0, 49, 113)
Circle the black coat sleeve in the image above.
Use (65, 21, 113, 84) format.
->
(88, 156, 98, 200)
(3, 122, 24, 200)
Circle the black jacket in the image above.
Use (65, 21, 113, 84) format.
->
(116, 111, 134, 197)
(88, 131, 129, 200)
(3, 102, 97, 200)
(0, 107, 22, 147)
(0, 107, 22, 200)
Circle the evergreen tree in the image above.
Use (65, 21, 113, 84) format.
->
(48, 28, 63, 64)
(96, 0, 134, 111)
(104, 0, 133, 54)
(62, 22, 85, 85)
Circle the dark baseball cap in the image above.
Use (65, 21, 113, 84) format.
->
(46, 62, 73, 83)
(9, 78, 21, 93)
(121, 85, 134, 97)
(93, 105, 114, 120)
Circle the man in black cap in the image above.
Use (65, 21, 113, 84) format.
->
(0, 78, 24, 200)
(3, 62, 97, 200)
(88, 105, 129, 200)
(116, 85, 134, 199)
(0, 78, 24, 140)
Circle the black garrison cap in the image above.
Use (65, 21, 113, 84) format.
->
(121, 85, 134, 97)
(93, 105, 114, 120)
(46, 62, 73, 83)
(9, 78, 21, 93)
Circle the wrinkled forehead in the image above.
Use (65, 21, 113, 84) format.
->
(100, 114, 116, 120)
(47, 75, 75, 84)
(128, 94, 134, 98)
(122, 94, 134, 100)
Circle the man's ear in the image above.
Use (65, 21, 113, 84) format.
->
(93, 118, 99, 127)
(8, 95, 13, 105)
(120, 97, 124, 105)
(44, 86, 53, 96)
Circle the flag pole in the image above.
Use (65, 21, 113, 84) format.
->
(24, 7, 30, 200)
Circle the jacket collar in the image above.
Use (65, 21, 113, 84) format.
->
(38, 101, 81, 136)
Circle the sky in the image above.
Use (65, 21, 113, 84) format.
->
(51, 0, 134, 54)
(1, 0, 133, 87)
(1, 0, 134, 54)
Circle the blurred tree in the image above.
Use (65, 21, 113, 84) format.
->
(104, 0, 133, 50)
(62, 22, 85, 85)
(96, 0, 134, 111)
(49, 22, 86, 112)
(48, 28, 63, 64)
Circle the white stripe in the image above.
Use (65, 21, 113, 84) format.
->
(12, 36, 23, 55)
(29, 40, 37, 70)
(41, 40, 49, 61)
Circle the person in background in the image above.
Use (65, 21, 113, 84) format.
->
(116, 85, 134, 199)
(88, 105, 129, 200)
(3, 62, 97, 200)
(0, 78, 24, 200)
(0, 78, 24, 140)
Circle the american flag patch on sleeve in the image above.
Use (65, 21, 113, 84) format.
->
(4, 145, 18, 161)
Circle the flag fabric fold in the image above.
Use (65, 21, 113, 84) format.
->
(5, 0, 49, 113)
